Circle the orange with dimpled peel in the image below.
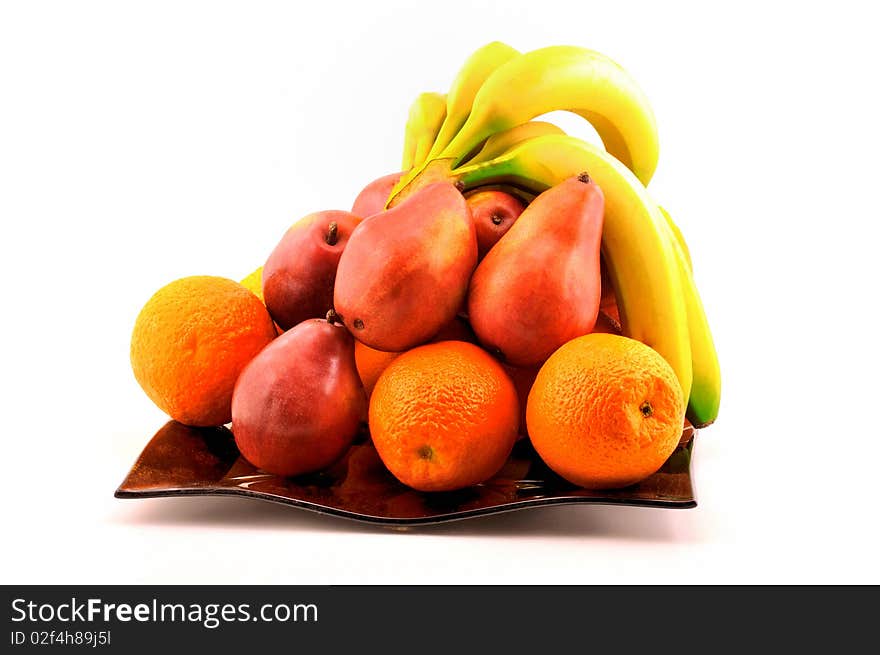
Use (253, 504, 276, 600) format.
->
(527, 332, 685, 489)
(368, 341, 519, 492)
(130, 275, 277, 427)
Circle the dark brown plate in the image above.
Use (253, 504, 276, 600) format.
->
(116, 422, 697, 526)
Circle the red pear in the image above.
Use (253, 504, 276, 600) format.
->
(334, 182, 477, 352)
(231, 315, 366, 477)
(468, 173, 605, 367)
(262, 210, 360, 330)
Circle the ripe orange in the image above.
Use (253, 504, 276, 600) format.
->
(369, 341, 519, 492)
(354, 316, 475, 398)
(130, 275, 277, 426)
(526, 333, 685, 489)
(354, 340, 402, 398)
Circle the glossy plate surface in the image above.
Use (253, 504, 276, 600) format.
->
(116, 422, 697, 525)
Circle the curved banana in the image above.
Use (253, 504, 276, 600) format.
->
(464, 121, 566, 167)
(659, 207, 721, 427)
(427, 41, 521, 161)
(401, 92, 447, 171)
(441, 45, 660, 186)
(453, 134, 691, 397)
(390, 42, 521, 205)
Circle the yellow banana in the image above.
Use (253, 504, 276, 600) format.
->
(453, 134, 691, 398)
(390, 42, 521, 204)
(401, 92, 447, 171)
(240, 266, 264, 302)
(427, 41, 521, 160)
(441, 45, 660, 186)
(661, 206, 692, 271)
(464, 121, 567, 167)
(659, 207, 721, 427)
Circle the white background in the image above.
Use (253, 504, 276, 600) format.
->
(2, 0, 878, 584)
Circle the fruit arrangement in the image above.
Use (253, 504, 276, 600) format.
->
(129, 42, 720, 495)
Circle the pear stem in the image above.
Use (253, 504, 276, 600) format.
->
(326, 309, 341, 325)
(325, 222, 339, 245)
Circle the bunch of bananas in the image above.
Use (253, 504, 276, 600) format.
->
(396, 42, 720, 428)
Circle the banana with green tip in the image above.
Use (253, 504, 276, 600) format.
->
(441, 45, 660, 186)
(453, 134, 691, 398)
(659, 207, 721, 427)
(401, 92, 447, 171)
(464, 121, 567, 167)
